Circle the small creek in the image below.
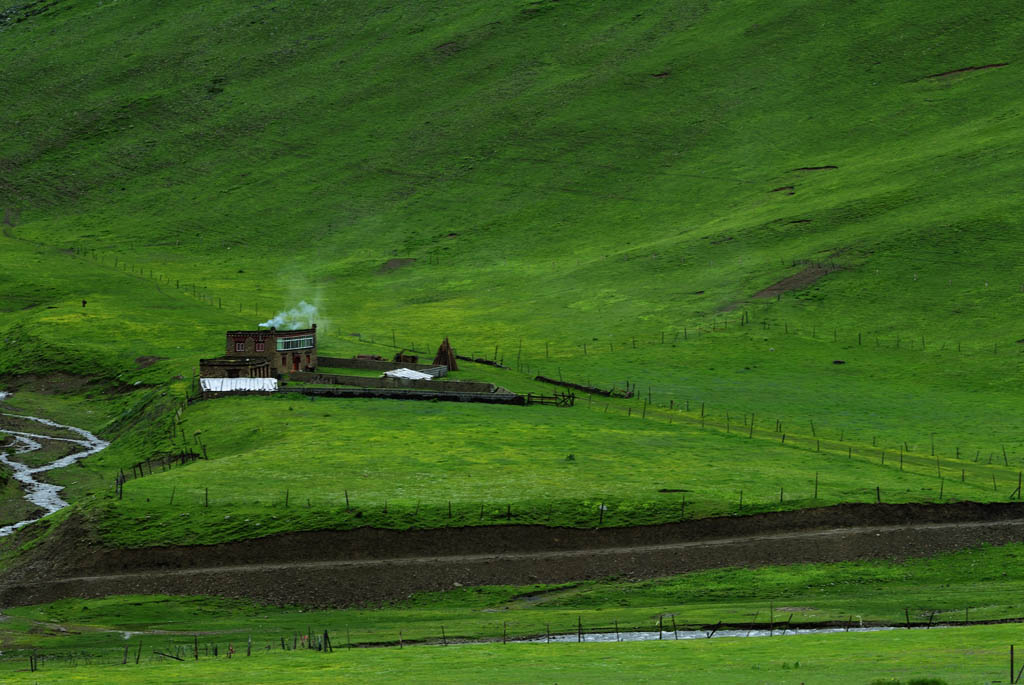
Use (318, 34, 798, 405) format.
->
(0, 392, 109, 537)
(514, 624, 945, 643)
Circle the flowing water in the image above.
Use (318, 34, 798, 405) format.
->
(0, 393, 109, 536)
(514, 624, 945, 643)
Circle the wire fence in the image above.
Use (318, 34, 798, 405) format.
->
(63, 244, 1024, 366)
(13, 608, 1024, 675)
(57, 245, 1024, 525)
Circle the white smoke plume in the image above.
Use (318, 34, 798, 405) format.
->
(258, 301, 318, 330)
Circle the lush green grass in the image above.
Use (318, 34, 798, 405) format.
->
(10, 542, 1024, 645)
(3, 0, 1024, 430)
(87, 390, 1022, 546)
(0, 629, 1001, 684)
(4, 341, 1021, 546)
(4, 2, 1024, 678)
(3, 14, 1024, 678)
(6, 543, 1024, 679)
(0, 388, 139, 437)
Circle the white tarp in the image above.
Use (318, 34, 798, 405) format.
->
(200, 378, 278, 392)
(383, 368, 433, 381)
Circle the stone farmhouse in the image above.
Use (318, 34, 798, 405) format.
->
(200, 325, 317, 378)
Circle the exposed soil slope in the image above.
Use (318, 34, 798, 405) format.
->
(752, 264, 839, 298)
(3, 502, 1022, 608)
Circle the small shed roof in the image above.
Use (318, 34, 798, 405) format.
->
(383, 368, 433, 381)
(200, 378, 278, 392)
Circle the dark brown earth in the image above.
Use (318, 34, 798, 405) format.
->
(434, 42, 462, 56)
(752, 264, 839, 298)
(2, 502, 1024, 608)
(0, 372, 94, 395)
(134, 355, 168, 368)
(924, 63, 1009, 79)
(378, 258, 417, 273)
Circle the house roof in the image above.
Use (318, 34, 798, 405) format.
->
(227, 326, 317, 336)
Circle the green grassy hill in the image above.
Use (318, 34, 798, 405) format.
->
(2, 0, 1024, 541)
(5, 0, 1024, 680)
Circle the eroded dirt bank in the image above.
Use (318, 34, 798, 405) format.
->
(2, 502, 1023, 608)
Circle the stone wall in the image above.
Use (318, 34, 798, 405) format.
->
(290, 372, 494, 393)
(318, 356, 447, 377)
(199, 357, 272, 378)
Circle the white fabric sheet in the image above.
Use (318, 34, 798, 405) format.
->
(383, 368, 433, 381)
(200, 378, 278, 392)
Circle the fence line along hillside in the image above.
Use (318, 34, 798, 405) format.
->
(47, 244, 1024, 522)
(13, 606, 1024, 675)
(57, 244, 1024, 368)
(343, 325, 1022, 463)
(351, 319, 1024, 369)
(590, 399, 1024, 494)
(109, 455, 1024, 541)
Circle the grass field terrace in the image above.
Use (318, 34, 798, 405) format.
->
(87, 392, 1024, 546)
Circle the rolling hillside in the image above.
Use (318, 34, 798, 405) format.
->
(1, 0, 1023, 541)
(3, 0, 1024, 679)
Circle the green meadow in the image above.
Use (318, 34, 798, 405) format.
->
(6, 543, 1024, 680)
(87, 393, 1020, 546)
(1, 630, 1008, 684)
(3, 0, 1024, 525)
(3, 0, 1024, 679)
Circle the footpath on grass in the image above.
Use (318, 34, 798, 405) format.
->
(2, 501, 1024, 608)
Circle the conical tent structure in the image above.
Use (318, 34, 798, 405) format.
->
(433, 337, 458, 371)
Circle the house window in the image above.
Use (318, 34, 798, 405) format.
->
(276, 335, 315, 351)
(235, 342, 245, 352)
(281, 355, 287, 366)
(255, 342, 265, 352)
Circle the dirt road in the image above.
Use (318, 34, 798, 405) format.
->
(2, 501, 1023, 607)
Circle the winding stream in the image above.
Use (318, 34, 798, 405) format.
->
(513, 625, 916, 644)
(0, 393, 109, 537)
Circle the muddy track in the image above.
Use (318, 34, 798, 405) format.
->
(3, 502, 1024, 608)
